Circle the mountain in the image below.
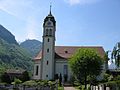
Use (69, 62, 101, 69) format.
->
(0, 25, 18, 45)
(20, 39, 42, 57)
(0, 25, 33, 74)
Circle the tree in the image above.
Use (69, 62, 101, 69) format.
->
(69, 48, 103, 89)
(104, 51, 110, 71)
(111, 42, 120, 68)
(21, 71, 30, 82)
(1, 72, 11, 83)
(12, 78, 22, 89)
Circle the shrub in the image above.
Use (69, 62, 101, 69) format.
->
(108, 75, 113, 81)
(114, 75, 120, 81)
(22, 80, 37, 87)
(102, 73, 110, 82)
(1, 72, 11, 84)
(11, 78, 22, 85)
(74, 81, 81, 86)
(69, 75, 76, 85)
(21, 71, 30, 82)
(105, 81, 116, 86)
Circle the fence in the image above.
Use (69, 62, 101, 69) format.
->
(0, 81, 58, 90)
(91, 84, 120, 90)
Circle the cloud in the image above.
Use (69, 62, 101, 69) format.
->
(64, 0, 100, 5)
(25, 17, 38, 39)
(0, 0, 34, 19)
(0, 0, 42, 41)
(14, 17, 39, 41)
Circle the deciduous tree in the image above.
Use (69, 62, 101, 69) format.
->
(69, 48, 103, 89)
(111, 42, 120, 68)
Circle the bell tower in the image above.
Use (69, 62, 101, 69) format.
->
(41, 6, 56, 80)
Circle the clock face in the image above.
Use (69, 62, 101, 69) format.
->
(47, 22, 51, 25)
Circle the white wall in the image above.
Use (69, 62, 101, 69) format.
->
(42, 37, 55, 80)
(33, 60, 41, 80)
(55, 59, 72, 81)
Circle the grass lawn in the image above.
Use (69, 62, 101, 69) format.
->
(58, 85, 64, 90)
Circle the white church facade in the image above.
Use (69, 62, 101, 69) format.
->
(33, 9, 105, 81)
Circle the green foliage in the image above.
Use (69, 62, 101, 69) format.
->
(104, 51, 110, 71)
(22, 80, 56, 87)
(58, 86, 64, 90)
(12, 78, 22, 85)
(23, 80, 37, 87)
(111, 42, 120, 68)
(0, 25, 33, 74)
(69, 48, 103, 89)
(102, 73, 110, 82)
(74, 81, 81, 86)
(113, 75, 120, 81)
(69, 75, 76, 85)
(21, 71, 30, 82)
(0, 38, 33, 74)
(108, 75, 114, 81)
(105, 81, 118, 85)
(1, 72, 11, 84)
(0, 25, 18, 45)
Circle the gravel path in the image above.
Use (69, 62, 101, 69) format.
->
(64, 86, 76, 90)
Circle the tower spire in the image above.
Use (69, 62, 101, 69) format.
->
(49, 2, 52, 15)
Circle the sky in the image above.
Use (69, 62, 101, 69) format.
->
(0, 0, 120, 52)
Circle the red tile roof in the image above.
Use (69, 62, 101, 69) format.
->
(34, 46, 105, 61)
(34, 50, 42, 60)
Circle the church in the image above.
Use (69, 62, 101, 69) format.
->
(33, 8, 105, 81)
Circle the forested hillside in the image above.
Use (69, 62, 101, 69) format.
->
(0, 25, 33, 74)
(20, 39, 42, 57)
(0, 25, 18, 45)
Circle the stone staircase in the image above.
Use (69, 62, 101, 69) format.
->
(63, 82, 73, 87)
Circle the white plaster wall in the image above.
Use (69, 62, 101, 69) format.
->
(55, 59, 105, 81)
(33, 60, 41, 80)
(55, 59, 72, 81)
(42, 37, 55, 80)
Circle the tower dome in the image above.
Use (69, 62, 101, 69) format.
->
(43, 6, 56, 27)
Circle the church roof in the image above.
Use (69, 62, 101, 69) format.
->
(6, 69, 26, 74)
(34, 46, 105, 61)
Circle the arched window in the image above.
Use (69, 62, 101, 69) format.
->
(49, 29, 52, 36)
(47, 61, 49, 65)
(48, 38, 49, 42)
(46, 29, 48, 36)
(47, 49, 49, 52)
(35, 65, 39, 75)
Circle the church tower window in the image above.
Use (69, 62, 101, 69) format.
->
(46, 29, 48, 36)
(47, 49, 49, 52)
(48, 38, 49, 42)
(47, 61, 49, 65)
(35, 65, 39, 75)
(65, 51, 68, 53)
(49, 29, 52, 36)
(41, 5, 56, 80)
